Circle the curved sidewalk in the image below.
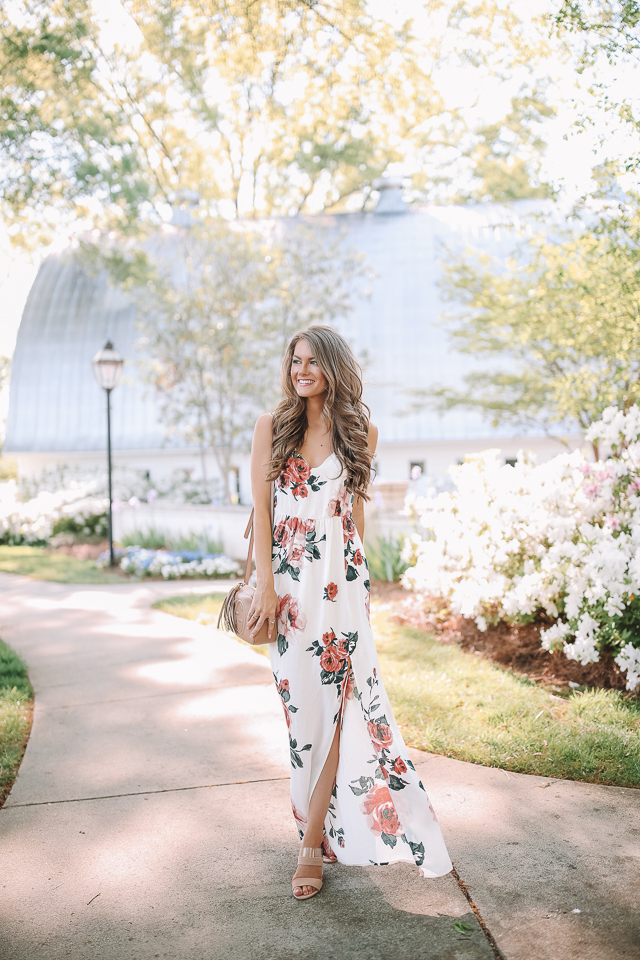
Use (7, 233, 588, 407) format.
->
(0, 573, 638, 960)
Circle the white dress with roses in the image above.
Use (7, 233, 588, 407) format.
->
(270, 452, 452, 878)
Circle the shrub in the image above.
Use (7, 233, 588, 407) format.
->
(121, 530, 224, 553)
(366, 535, 409, 582)
(52, 513, 108, 540)
(403, 406, 640, 691)
(0, 481, 108, 545)
(121, 528, 167, 549)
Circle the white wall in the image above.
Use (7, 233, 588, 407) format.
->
(374, 434, 586, 483)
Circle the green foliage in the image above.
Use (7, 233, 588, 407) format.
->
(366, 535, 409, 583)
(0, 640, 31, 697)
(553, 2, 640, 173)
(0, 0, 562, 246)
(555, 1, 640, 63)
(121, 528, 166, 550)
(414, 197, 640, 443)
(0, 0, 444, 244)
(51, 513, 108, 540)
(0, 356, 10, 392)
(123, 529, 225, 553)
(0, 638, 33, 804)
(168, 533, 224, 555)
(0, 458, 17, 481)
(458, 86, 555, 203)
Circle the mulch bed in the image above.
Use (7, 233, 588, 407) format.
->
(371, 580, 629, 692)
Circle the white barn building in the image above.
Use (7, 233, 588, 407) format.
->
(5, 186, 582, 513)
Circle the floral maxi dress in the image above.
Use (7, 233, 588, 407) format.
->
(270, 452, 452, 878)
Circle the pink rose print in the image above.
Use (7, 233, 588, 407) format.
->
(320, 647, 342, 673)
(275, 517, 313, 565)
(328, 485, 352, 518)
(276, 594, 307, 654)
(344, 669, 355, 700)
(323, 582, 338, 602)
(361, 784, 403, 837)
(292, 801, 307, 827)
(285, 456, 311, 486)
(367, 719, 394, 752)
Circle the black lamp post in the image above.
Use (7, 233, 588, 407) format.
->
(92, 341, 125, 567)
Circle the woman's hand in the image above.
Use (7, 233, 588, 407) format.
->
(248, 582, 279, 641)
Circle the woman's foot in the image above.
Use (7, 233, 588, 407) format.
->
(292, 847, 323, 900)
(322, 836, 338, 863)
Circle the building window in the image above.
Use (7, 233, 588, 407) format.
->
(410, 460, 425, 480)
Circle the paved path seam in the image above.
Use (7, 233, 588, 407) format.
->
(2, 776, 292, 810)
(452, 866, 504, 960)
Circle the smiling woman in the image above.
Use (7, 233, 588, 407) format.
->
(241, 324, 453, 902)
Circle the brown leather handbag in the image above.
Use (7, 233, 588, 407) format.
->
(217, 492, 274, 645)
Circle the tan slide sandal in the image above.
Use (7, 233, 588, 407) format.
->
(292, 846, 324, 901)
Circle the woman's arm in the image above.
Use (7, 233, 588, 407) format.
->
(248, 413, 279, 641)
(353, 421, 378, 542)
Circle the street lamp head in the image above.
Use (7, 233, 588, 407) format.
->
(92, 340, 125, 391)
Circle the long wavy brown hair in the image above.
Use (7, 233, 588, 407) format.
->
(268, 326, 373, 499)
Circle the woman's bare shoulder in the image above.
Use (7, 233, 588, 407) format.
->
(367, 420, 378, 450)
(254, 412, 273, 435)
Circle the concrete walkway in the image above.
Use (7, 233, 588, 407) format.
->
(0, 573, 638, 960)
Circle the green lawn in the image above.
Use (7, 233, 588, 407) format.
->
(157, 592, 640, 788)
(0, 545, 127, 584)
(0, 639, 33, 807)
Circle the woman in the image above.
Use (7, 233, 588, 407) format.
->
(248, 325, 452, 900)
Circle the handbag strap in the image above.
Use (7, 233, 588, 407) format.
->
(243, 482, 274, 584)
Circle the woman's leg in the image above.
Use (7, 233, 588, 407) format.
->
(292, 721, 340, 897)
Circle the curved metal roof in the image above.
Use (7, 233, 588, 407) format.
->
(5, 198, 549, 454)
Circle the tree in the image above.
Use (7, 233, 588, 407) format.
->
(0, 0, 448, 246)
(552, 2, 640, 172)
(455, 86, 555, 203)
(413, 198, 640, 454)
(555, 1, 640, 62)
(1, 0, 565, 248)
(112, 220, 364, 502)
(0, 356, 9, 394)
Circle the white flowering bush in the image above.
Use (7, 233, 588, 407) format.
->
(402, 406, 640, 691)
(0, 480, 108, 545)
(107, 546, 241, 579)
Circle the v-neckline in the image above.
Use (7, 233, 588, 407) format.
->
(296, 451, 335, 472)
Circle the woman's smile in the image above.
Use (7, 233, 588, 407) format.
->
(291, 338, 328, 397)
